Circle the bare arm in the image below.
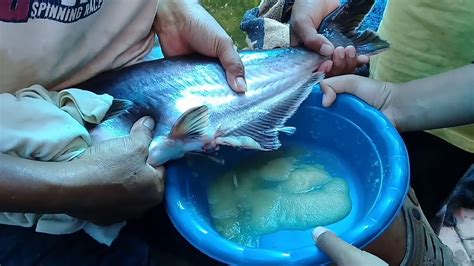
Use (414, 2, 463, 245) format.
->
(0, 153, 78, 213)
(393, 64, 474, 132)
(320, 64, 474, 132)
(0, 117, 164, 225)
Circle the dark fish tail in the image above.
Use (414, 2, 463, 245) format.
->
(319, 0, 389, 55)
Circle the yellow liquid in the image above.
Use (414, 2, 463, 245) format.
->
(207, 149, 352, 247)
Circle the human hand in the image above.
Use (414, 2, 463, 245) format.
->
(313, 227, 388, 265)
(290, 0, 369, 76)
(67, 116, 165, 225)
(320, 74, 399, 128)
(155, 0, 246, 93)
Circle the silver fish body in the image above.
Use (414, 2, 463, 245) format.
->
(75, 0, 389, 165)
(79, 48, 325, 165)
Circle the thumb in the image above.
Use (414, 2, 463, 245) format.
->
(216, 37, 247, 93)
(313, 227, 365, 265)
(129, 116, 155, 147)
(313, 227, 388, 266)
(320, 74, 388, 108)
(320, 75, 359, 107)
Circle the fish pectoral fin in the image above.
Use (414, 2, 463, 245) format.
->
(102, 99, 134, 121)
(222, 72, 323, 151)
(170, 105, 209, 140)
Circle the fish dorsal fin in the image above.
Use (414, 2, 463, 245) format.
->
(319, 0, 389, 55)
(221, 72, 324, 150)
(170, 105, 209, 140)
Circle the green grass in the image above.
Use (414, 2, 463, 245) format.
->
(201, 0, 260, 48)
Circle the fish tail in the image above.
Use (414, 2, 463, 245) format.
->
(319, 0, 389, 55)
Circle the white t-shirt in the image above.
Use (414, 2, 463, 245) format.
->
(0, 0, 159, 93)
(0, 0, 160, 244)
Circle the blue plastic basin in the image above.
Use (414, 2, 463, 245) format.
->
(165, 87, 410, 265)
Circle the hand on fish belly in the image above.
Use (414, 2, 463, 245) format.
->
(155, 0, 247, 93)
(71, 117, 164, 225)
(290, 0, 371, 76)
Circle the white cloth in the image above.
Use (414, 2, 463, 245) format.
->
(0, 84, 125, 246)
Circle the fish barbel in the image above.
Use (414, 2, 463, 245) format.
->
(75, 0, 389, 166)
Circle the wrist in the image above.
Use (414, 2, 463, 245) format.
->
(59, 156, 135, 213)
(45, 159, 95, 212)
(48, 156, 113, 213)
(0, 154, 84, 213)
(156, 0, 195, 33)
(387, 82, 412, 133)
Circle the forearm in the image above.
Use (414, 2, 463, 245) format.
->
(393, 64, 474, 132)
(0, 153, 87, 213)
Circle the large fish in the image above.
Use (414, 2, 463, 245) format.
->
(76, 0, 389, 166)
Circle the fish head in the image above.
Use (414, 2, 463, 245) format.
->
(147, 136, 184, 166)
(147, 136, 205, 166)
(147, 105, 212, 166)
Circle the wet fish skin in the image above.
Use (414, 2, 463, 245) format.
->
(78, 48, 326, 165)
(75, 0, 389, 166)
